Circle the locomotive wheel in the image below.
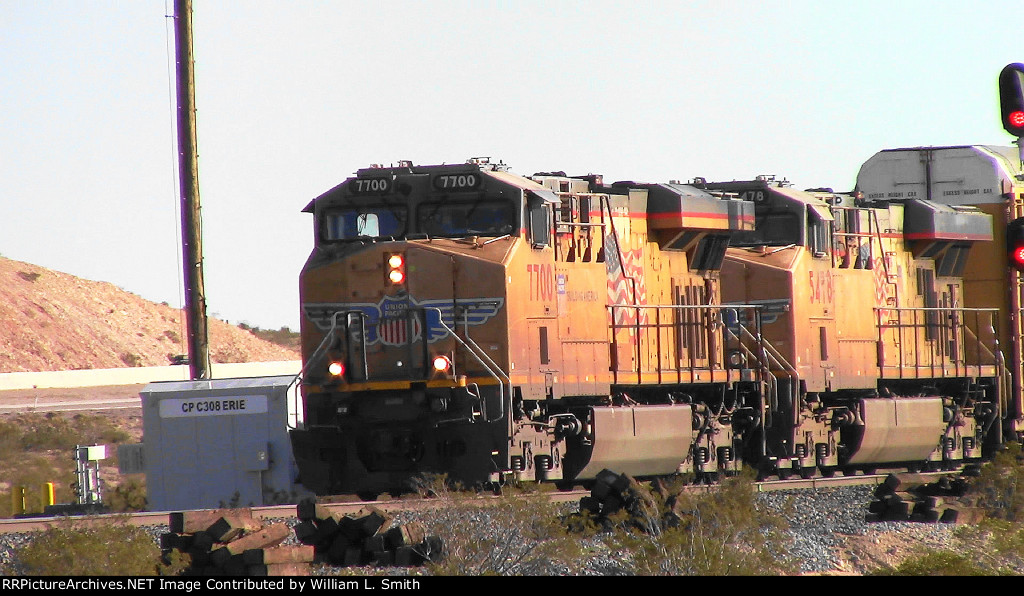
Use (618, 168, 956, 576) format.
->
(820, 466, 836, 478)
(777, 468, 792, 480)
(799, 467, 815, 480)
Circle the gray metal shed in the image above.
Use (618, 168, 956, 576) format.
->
(140, 375, 308, 511)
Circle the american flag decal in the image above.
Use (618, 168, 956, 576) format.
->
(605, 238, 648, 339)
(873, 255, 892, 320)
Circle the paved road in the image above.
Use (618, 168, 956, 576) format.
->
(0, 384, 145, 413)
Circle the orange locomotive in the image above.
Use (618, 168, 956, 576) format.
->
(290, 158, 1006, 496)
(291, 159, 764, 495)
(699, 176, 1003, 478)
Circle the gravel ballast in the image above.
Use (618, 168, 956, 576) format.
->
(0, 484, 956, 576)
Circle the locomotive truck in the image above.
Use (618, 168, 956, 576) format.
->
(289, 150, 1016, 496)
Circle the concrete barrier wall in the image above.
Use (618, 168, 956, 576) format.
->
(0, 361, 302, 391)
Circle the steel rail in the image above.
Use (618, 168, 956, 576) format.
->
(0, 470, 959, 535)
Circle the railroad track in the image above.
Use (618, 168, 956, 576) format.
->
(0, 470, 938, 535)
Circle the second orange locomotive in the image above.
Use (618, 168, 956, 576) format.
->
(290, 158, 1005, 495)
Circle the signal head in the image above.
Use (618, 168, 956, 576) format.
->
(1008, 217, 1024, 271)
(999, 63, 1024, 137)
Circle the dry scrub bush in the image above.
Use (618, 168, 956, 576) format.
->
(966, 442, 1024, 521)
(106, 476, 148, 512)
(407, 474, 584, 575)
(0, 413, 132, 517)
(599, 472, 795, 575)
(13, 516, 176, 576)
(2, 412, 129, 452)
(875, 443, 1024, 576)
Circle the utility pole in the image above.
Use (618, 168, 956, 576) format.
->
(174, 0, 210, 380)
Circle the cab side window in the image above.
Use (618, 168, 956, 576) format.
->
(808, 213, 830, 258)
(528, 197, 551, 248)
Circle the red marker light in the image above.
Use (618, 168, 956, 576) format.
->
(1012, 111, 1024, 128)
(328, 361, 345, 377)
(432, 356, 452, 372)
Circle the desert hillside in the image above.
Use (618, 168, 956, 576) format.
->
(0, 257, 299, 373)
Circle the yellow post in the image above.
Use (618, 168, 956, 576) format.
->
(42, 482, 55, 508)
(11, 486, 25, 516)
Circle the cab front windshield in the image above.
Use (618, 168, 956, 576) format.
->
(323, 206, 407, 240)
(418, 200, 515, 237)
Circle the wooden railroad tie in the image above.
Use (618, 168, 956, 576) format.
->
(161, 500, 445, 576)
(864, 472, 982, 524)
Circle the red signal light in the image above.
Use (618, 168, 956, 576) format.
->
(999, 63, 1024, 137)
(1008, 217, 1024, 272)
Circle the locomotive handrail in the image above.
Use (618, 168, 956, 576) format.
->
(961, 313, 1005, 367)
(729, 318, 800, 430)
(719, 305, 777, 455)
(605, 301, 795, 455)
(873, 306, 1002, 380)
(289, 310, 353, 429)
(297, 310, 347, 382)
(424, 307, 510, 424)
(606, 302, 775, 379)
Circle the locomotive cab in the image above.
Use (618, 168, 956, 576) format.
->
(293, 160, 550, 494)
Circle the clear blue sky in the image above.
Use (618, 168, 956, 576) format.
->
(1, 1, 1020, 331)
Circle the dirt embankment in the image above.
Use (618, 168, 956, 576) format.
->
(0, 256, 299, 373)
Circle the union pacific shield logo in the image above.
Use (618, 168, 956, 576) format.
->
(377, 295, 422, 346)
(303, 295, 504, 345)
